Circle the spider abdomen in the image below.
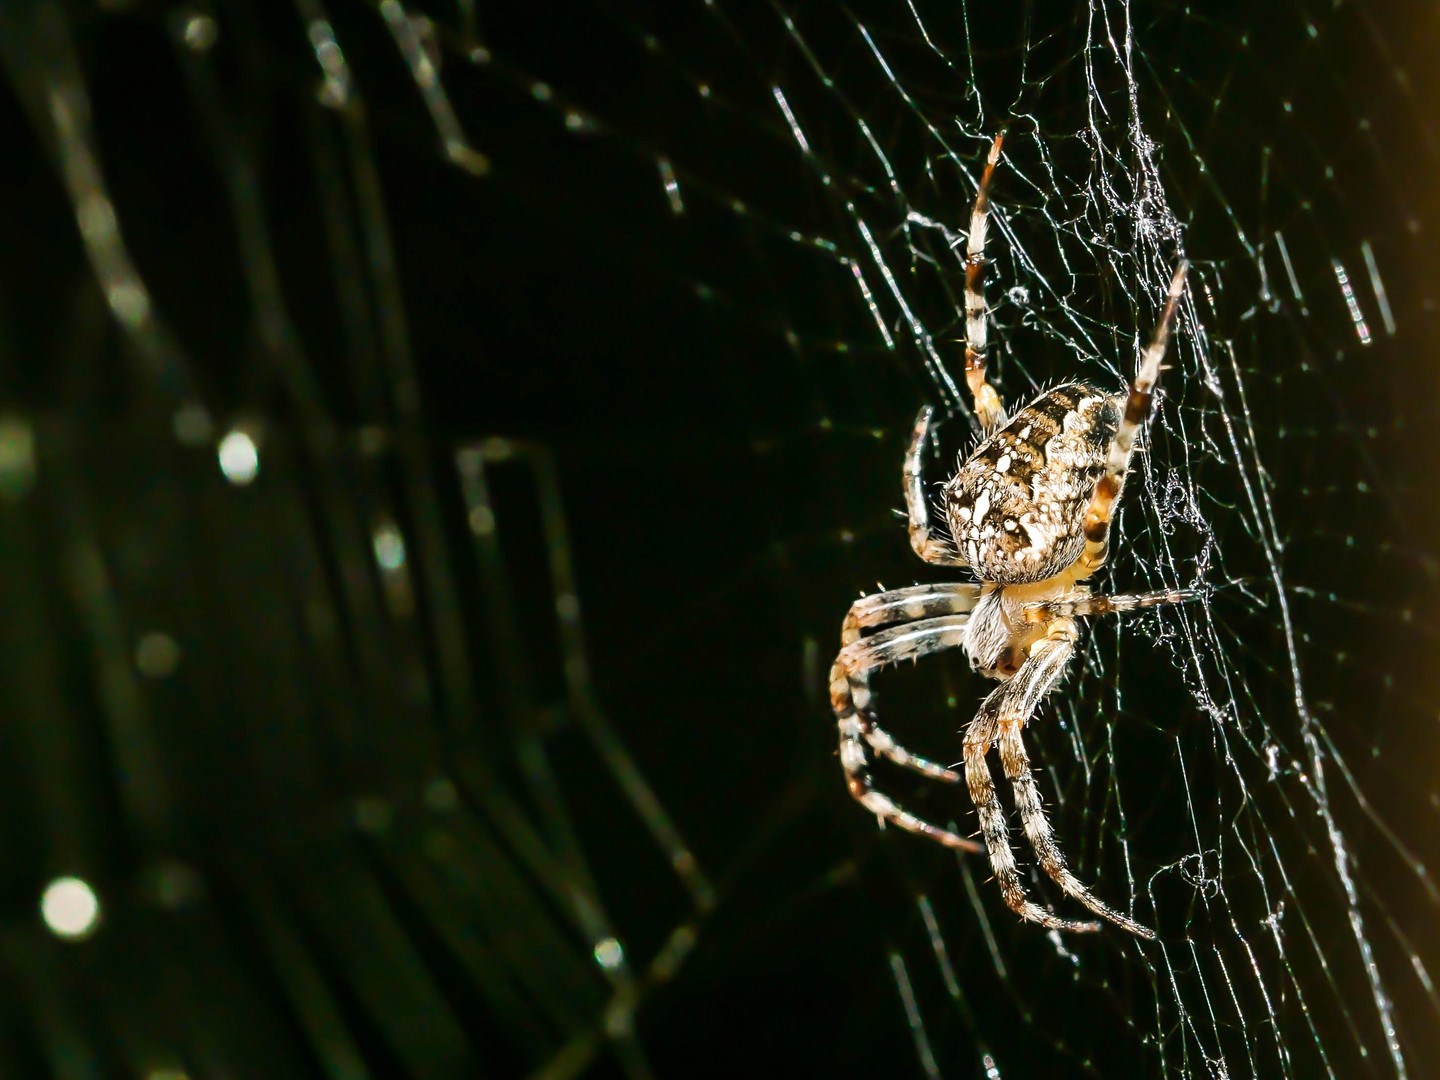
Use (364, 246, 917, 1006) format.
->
(944, 382, 1120, 583)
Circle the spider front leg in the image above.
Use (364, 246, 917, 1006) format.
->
(832, 605, 984, 853)
(1078, 261, 1188, 577)
(963, 133, 1006, 430)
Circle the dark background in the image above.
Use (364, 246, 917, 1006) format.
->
(0, 1, 1435, 1078)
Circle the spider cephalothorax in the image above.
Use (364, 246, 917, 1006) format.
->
(831, 133, 1198, 937)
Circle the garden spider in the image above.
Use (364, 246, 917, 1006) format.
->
(831, 134, 1198, 937)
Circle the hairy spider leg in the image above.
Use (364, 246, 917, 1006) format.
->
(1078, 261, 1189, 577)
(837, 586, 978, 784)
(834, 608, 975, 783)
(963, 133, 1007, 430)
(963, 628, 1104, 934)
(905, 406, 968, 566)
(832, 614, 983, 852)
(842, 581, 983, 645)
(990, 623, 1157, 937)
(1026, 586, 1205, 622)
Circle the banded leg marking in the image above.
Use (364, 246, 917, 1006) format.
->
(994, 628, 1155, 937)
(963, 630, 1102, 933)
(1079, 261, 1189, 576)
(832, 614, 981, 852)
(1025, 586, 1205, 622)
(964, 133, 1006, 431)
(842, 582, 982, 646)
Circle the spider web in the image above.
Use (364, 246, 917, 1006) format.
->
(446, 1, 1439, 1076)
(729, 3, 1439, 1078)
(725, 3, 1438, 1077)
(0, 1, 1436, 1079)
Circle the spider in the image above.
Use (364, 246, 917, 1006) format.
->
(830, 134, 1199, 938)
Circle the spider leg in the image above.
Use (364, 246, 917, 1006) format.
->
(991, 623, 1156, 938)
(963, 134, 1006, 430)
(842, 582, 983, 645)
(1077, 261, 1188, 578)
(963, 632, 1103, 933)
(832, 614, 983, 852)
(840, 585, 981, 780)
(904, 407, 968, 566)
(1024, 586, 1204, 622)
